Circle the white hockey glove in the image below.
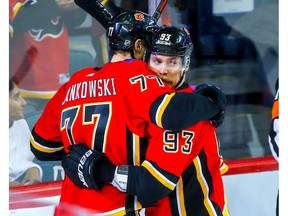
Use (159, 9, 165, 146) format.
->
(111, 165, 129, 192)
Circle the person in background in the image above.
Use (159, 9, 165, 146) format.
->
(9, 0, 86, 113)
(9, 79, 43, 187)
(268, 78, 279, 216)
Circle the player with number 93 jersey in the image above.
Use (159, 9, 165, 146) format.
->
(30, 58, 221, 214)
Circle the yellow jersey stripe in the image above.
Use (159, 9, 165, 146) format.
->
(222, 194, 230, 216)
(133, 134, 140, 166)
(30, 136, 63, 153)
(142, 160, 176, 191)
(156, 93, 175, 128)
(220, 162, 229, 175)
(176, 177, 187, 216)
(90, 207, 126, 215)
(13, 2, 23, 19)
(193, 157, 218, 215)
(101, 0, 109, 6)
(20, 89, 56, 99)
(90, 202, 142, 215)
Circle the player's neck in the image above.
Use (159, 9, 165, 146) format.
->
(111, 51, 132, 62)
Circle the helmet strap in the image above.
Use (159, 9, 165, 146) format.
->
(174, 57, 189, 89)
(174, 72, 186, 90)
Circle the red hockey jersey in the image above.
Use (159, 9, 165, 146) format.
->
(109, 83, 230, 215)
(141, 84, 229, 215)
(10, 0, 69, 99)
(31, 59, 221, 215)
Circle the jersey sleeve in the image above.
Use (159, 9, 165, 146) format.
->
(125, 121, 216, 206)
(126, 161, 179, 206)
(30, 84, 67, 161)
(121, 60, 220, 134)
(150, 92, 220, 132)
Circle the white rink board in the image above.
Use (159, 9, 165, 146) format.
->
(9, 171, 278, 216)
(223, 170, 278, 216)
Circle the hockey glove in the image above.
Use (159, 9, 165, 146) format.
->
(194, 83, 227, 127)
(111, 165, 129, 192)
(62, 143, 115, 190)
(210, 110, 225, 128)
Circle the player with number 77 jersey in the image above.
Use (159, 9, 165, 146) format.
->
(30, 10, 226, 216)
(30, 59, 222, 213)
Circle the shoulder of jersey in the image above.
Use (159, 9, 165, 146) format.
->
(107, 59, 148, 72)
(70, 67, 96, 79)
(124, 59, 146, 65)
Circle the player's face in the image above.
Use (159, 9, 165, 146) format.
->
(148, 53, 183, 88)
(9, 84, 26, 123)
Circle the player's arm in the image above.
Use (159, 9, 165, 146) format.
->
(126, 65, 226, 132)
(112, 130, 205, 205)
(62, 133, 203, 206)
(30, 86, 66, 161)
(63, 124, 216, 206)
(30, 129, 65, 161)
(150, 84, 227, 132)
(62, 143, 178, 206)
(115, 161, 179, 206)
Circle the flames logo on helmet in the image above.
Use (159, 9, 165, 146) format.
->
(134, 13, 145, 21)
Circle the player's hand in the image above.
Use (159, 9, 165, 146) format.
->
(9, 181, 21, 187)
(21, 167, 41, 185)
(62, 143, 114, 190)
(210, 110, 225, 128)
(111, 165, 129, 192)
(194, 83, 227, 127)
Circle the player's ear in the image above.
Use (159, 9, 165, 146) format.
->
(134, 39, 143, 52)
(133, 39, 146, 60)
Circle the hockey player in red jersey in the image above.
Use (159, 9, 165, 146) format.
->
(64, 25, 229, 215)
(137, 26, 229, 215)
(31, 8, 227, 216)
